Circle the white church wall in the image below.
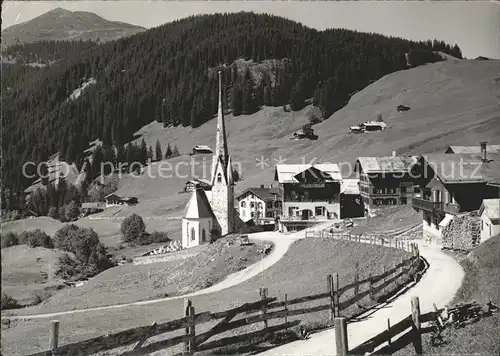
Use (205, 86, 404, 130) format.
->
(182, 217, 212, 248)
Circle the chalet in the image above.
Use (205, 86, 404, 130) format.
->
(355, 153, 419, 215)
(184, 178, 212, 193)
(291, 127, 318, 140)
(104, 194, 138, 207)
(274, 164, 342, 232)
(350, 125, 364, 134)
(190, 145, 213, 155)
(479, 199, 500, 243)
(80, 202, 104, 217)
(236, 185, 282, 225)
(412, 146, 500, 244)
(397, 105, 411, 112)
(340, 179, 364, 219)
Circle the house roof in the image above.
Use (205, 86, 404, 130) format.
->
(274, 164, 342, 184)
(356, 156, 418, 174)
(362, 121, 387, 128)
(183, 189, 215, 219)
(193, 145, 212, 152)
(480, 199, 500, 224)
(423, 153, 500, 184)
(237, 187, 281, 201)
(341, 179, 360, 195)
(105, 193, 120, 199)
(445, 145, 500, 154)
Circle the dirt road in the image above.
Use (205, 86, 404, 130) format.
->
(255, 240, 464, 356)
(6, 222, 334, 320)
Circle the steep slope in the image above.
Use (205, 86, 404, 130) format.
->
(98, 59, 500, 228)
(1, 7, 145, 46)
(2, 11, 461, 192)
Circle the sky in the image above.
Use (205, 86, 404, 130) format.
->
(2, 1, 499, 59)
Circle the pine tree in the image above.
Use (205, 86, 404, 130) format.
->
(155, 139, 162, 162)
(140, 139, 148, 165)
(148, 146, 154, 162)
(172, 144, 180, 157)
(165, 143, 172, 159)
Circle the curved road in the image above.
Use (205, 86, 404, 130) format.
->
(5, 222, 334, 320)
(255, 239, 464, 356)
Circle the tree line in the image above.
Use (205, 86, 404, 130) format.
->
(1, 12, 462, 194)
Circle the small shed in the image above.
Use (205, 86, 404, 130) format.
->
(190, 145, 213, 155)
(397, 105, 411, 112)
(361, 121, 387, 132)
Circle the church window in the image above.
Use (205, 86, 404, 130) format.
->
(191, 227, 195, 241)
(202, 229, 206, 242)
(217, 173, 222, 183)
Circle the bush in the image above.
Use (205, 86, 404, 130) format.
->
(121, 214, 146, 243)
(18, 229, 53, 248)
(65, 201, 80, 221)
(149, 231, 171, 244)
(1, 232, 19, 248)
(53, 224, 115, 280)
(47, 206, 59, 219)
(1, 293, 20, 310)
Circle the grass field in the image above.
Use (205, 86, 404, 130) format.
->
(350, 205, 421, 235)
(14, 235, 271, 314)
(394, 235, 500, 356)
(1, 237, 409, 356)
(1, 246, 69, 307)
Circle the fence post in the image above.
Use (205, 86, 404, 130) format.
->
(335, 273, 340, 316)
(368, 272, 373, 300)
(387, 318, 392, 347)
(184, 299, 195, 355)
(259, 287, 269, 329)
(334, 317, 348, 356)
(327, 274, 335, 320)
(284, 294, 288, 325)
(382, 265, 387, 295)
(49, 320, 59, 354)
(354, 262, 359, 296)
(411, 296, 423, 354)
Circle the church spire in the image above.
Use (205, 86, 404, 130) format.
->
(215, 70, 229, 166)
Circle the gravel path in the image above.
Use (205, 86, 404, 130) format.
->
(5, 222, 334, 320)
(255, 239, 464, 356)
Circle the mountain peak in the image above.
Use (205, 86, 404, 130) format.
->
(1, 7, 145, 46)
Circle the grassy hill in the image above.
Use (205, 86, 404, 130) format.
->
(1, 7, 145, 46)
(104, 59, 500, 224)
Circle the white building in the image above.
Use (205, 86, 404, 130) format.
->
(236, 185, 281, 224)
(181, 71, 243, 248)
(479, 199, 500, 243)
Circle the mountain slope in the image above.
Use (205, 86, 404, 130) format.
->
(1, 7, 145, 46)
(96, 60, 500, 224)
(1, 11, 462, 193)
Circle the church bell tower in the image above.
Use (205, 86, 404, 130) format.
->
(210, 70, 235, 236)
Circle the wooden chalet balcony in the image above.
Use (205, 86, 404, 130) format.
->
(411, 197, 443, 212)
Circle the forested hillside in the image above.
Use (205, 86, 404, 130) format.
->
(1, 12, 462, 193)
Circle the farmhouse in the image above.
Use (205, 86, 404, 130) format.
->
(274, 163, 341, 232)
(190, 145, 213, 155)
(479, 198, 500, 243)
(412, 145, 500, 245)
(444, 142, 500, 154)
(355, 153, 419, 215)
(104, 194, 138, 207)
(184, 178, 212, 193)
(80, 202, 104, 217)
(181, 71, 244, 249)
(236, 185, 282, 225)
(361, 121, 387, 132)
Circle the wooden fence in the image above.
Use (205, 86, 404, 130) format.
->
(27, 243, 422, 356)
(337, 296, 444, 355)
(305, 228, 416, 251)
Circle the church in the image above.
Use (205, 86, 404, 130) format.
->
(181, 71, 242, 248)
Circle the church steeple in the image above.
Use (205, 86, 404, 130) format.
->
(215, 70, 229, 166)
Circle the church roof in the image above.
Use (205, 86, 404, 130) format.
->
(183, 188, 215, 219)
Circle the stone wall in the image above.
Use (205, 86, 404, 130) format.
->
(442, 213, 481, 250)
